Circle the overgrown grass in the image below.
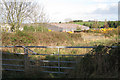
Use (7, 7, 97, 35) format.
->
(23, 25, 48, 32)
(2, 31, 36, 46)
(2, 42, 119, 78)
(2, 49, 83, 78)
(2, 31, 83, 47)
(67, 42, 119, 78)
(2, 24, 119, 78)
(2, 30, 118, 55)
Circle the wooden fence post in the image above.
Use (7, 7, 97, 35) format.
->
(24, 47, 29, 77)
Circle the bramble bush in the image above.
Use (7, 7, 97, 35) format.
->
(68, 43, 119, 78)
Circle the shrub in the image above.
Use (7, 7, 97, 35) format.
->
(68, 43, 119, 78)
(23, 25, 48, 32)
(24, 26, 35, 32)
(2, 31, 36, 45)
(89, 28, 118, 37)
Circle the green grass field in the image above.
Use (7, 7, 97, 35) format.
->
(74, 22, 105, 28)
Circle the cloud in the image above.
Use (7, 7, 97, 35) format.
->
(91, 0, 119, 3)
(92, 4, 118, 14)
(38, 0, 118, 22)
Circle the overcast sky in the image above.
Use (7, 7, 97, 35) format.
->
(38, 0, 119, 22)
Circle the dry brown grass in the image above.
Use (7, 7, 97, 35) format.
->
(2, 31, 115, 55)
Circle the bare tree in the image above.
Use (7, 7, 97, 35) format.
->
(28, 3, 49, 32)
(104, 19, 109, 28)
(0, 0, 49, 32)
(30, 4, 49, 24)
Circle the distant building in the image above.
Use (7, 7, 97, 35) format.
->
(0, 24, 23, 33)
(0, 24, 12, 33)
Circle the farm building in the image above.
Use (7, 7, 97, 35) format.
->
(0, 24, 23, 33)
(0, 24, 12, 33)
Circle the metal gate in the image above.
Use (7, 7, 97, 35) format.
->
(0, 46, 117, 78)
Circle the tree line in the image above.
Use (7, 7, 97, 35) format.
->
(84, 21, 120, 28)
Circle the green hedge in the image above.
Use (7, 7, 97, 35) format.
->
(23, 26, 48, 32)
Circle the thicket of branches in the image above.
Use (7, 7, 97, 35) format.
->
(0, 0, 49, 31)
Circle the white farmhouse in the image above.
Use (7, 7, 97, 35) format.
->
(0, 24, 23, 32)
(0, 24, 12, 33)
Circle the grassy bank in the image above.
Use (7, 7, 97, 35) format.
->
(2, 31, 83, 46)
(2, 29, 118, 55)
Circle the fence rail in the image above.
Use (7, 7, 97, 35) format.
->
(0, 46, 117, 74)
(0, 46, 117, 48)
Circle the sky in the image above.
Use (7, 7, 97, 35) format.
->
(37, 0, 119, 22)
(0, 0, 119, 23)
